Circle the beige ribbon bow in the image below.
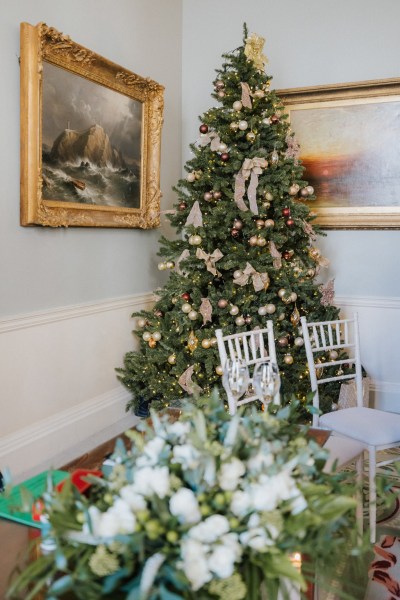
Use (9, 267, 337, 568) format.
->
(199, 130, 221, 152)
(233, 262, 270, 292)
(196, 248, 223, 277)
(185, 201, 203, 228)
(234, 157, 268, 214)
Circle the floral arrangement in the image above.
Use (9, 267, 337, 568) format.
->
(8, 393, 362, 600)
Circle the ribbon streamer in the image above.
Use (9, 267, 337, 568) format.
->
(184, 201, 203, 228)
(199, 297, 213, 325)
(196, 247, 223, 277)
(240, 82, 252, 108)
(233, 262, 270, 292)
(234, 157, 268, 214)
(178, 365, 202, 395)
(269, 241, 282, 270)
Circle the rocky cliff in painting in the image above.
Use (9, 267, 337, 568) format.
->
(49, 124, 126, 169)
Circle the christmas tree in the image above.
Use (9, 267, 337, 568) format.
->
(117, 25, 341, 419)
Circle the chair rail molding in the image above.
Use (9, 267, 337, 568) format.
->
(0, 292, 155, 482)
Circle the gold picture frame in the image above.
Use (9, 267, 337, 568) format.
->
(278, 78, 400, 229)
(20, 22, 164, 228)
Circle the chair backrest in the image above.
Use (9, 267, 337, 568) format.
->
(215, 321, 278, 414)
(300, 312, 363, 426)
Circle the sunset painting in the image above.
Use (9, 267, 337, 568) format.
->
(289, 99, 400, 207)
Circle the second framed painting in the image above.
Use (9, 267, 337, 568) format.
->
(279, 78, 400, 228)
(20, 22, 164, 228)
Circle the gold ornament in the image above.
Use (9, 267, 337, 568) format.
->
(187, 331, 199, 353)
(244, 33, 268, 70)
(215, 365, 223, 376)
(201, 338, 211, 349)
(284, 354, 294, 365)
(148, 338, 157, 348)
(290, 306, 300, 326)
(168, 354, 176, 364)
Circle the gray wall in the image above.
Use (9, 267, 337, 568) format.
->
(0, 0, 182, 318)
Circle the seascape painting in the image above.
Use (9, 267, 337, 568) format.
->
(290, 99, 400, 207)
(42, 62, 143, 208)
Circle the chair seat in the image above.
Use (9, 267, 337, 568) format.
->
(320, 407, 400, 446)
(323, 434, 365, 472)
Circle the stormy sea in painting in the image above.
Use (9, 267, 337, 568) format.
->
(42, 123, 141, 209)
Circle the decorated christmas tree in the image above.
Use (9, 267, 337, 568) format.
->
(117, 26, 341, 418)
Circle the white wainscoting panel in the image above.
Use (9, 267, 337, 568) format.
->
(0, 293, 154, 482)
(337, 295, 400, 413)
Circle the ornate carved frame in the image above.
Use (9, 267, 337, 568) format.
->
(278, 78, 400, 229)
(20, 22, 164, 228)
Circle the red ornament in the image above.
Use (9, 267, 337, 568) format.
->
(220, 153, 230, 162)
(218, 299, 228, 308)
(199, 124, 209, 134)
(282, 207, 291, 217)
(213, 191, 222, 200)
(178, 202, 187, 211)
(286, 218, 295, 227)
(181, 292, 191, 301)
(231, 228, 240, 238)
(282, 250, 293, 260)
(244, 316, 252, 324)
(270, 114, 280, 124)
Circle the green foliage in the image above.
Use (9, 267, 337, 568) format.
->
(116, 26, 343, 417)
(7, 392, 367, 599)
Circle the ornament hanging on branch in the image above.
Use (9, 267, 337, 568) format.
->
(199, 297, 213, 325)
(185, 201, 203, 228)
(319, 279, 335, 307)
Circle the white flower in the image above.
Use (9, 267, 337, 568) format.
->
(181, 538, 212, 590)
(189, 514, 230, 543)
(230, 490, 251, 517)
(240, 527, 271, 552)
(247, 444, 274, 472)
(165, 421, 191, 442)
(172, 444, 201, 469)
(96, 499, 136, 537)
(218, 458, 245, 491)
(249, 480, 279, 512)
(133, 466, 170, 498)
(119, 485, 147, 511)
(169, 488, 201, 524)
(221, 532, 242, 561)
(208, 544, 236, 579)
(136, 437, 166, 467)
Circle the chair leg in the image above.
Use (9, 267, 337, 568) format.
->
(355, 452, 364, 542)
(369, 448, 376, 544)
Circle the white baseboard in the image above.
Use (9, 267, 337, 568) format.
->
(0, 386, 140, 483)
